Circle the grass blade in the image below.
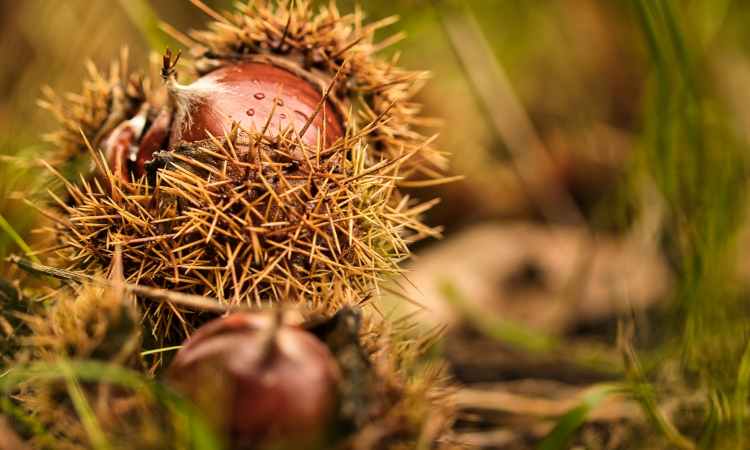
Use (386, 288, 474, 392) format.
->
(140, 345, 183, 356)
(537, 384, 620, 450)
(1, 360, 224, 450)
(0, 212, 38, 264)
(438, 279, 556, 353)
(61, 362, 112, 450)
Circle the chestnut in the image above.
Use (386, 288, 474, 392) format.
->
(101, 106, 171, 182)
(102, 119, 139, 182)
(101, 59, 344, 182)
(101, 106, 148, 182)
(168, 62, 344, 149)
(167, 312, 340, 448)
(136, 108, 171, 177)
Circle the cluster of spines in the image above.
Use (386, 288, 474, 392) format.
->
(49, 130, 438, 340)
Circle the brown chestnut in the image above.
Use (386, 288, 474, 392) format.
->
(101, 106, 170, 182)
(136, 108, 171, 177)
(167, 312, 340, 448)
(168, 62, 344, 149)
(102, 119, 138, 182)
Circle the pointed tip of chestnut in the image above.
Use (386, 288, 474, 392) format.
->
(167, 312, 340, 447)
(168, 62, 344, 149)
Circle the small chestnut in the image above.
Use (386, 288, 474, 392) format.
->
(102, 119, 139, 182)
(136, 108, 171, 177)
(167, 312, 340, 448)
(101, 106, 171, 182)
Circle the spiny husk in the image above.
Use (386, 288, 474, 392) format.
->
(50, 133, 438, 342)
(18, 283, 141, 366)
(43, 1, 445, 341)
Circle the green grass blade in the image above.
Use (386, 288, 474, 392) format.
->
(438, 279, 622, 374)
(438, 279, 556, 353)
(60, 362, 112, 450)
(0, 212, 39, 264)
(140, 345, 183, 356)
(1, 360, 224, 450)
(537, 384, 620, 450)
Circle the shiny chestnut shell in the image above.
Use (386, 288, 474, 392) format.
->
(170, 62, 344, 148)
(167, 313, 340, 447)
(102, 108, 171, 182)
(136, 108, 171, 177)
(103, 120, 138, 182)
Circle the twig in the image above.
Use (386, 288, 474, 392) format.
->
(8, 255, 232, 314)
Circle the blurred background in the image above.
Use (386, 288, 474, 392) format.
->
(2, 1, 750, 449)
